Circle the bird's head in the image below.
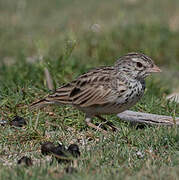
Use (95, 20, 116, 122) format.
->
(115, 52, 161, 79)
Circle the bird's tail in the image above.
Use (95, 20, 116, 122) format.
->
(29, 98, 55, 110)
(30, 83, 73, 110)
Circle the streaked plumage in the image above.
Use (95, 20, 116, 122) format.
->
(30, 52, 161, 133)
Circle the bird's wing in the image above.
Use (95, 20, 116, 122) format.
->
(46, 66, 127, 108)
(69, 84, 113, 107)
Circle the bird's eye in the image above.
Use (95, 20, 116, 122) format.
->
(136, 62, 143, 68)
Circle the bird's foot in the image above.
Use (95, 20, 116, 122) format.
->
(95, 115, 119, 132)
(86, 122, 108, 134)
(85, 116, 118, 134)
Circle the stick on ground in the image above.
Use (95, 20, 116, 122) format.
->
(117, 110, 179, 126)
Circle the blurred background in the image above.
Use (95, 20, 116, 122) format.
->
(0, 0, 179, 91)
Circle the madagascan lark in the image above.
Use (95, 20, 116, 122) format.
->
(30, 52, 161, 133)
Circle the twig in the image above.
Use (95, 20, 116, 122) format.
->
(34, 110, 40, 129)
(117, 110, 179, 126)
(44, 67, 54, 90)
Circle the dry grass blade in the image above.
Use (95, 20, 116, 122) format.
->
(44, 67, 54, 90)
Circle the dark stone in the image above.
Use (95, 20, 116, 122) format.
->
(65, 166, 78, 174)
(17, 156, 33, 166)
(52, 144, 67, 156)
(52, 144, 70, 163)
(41, 142, 56, 155)
(41, 142, 80, 164)
(68, 144, 80, 158)
(10, 116, 26, 127)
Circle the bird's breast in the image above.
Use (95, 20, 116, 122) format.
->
(124, 80, 145, 104)
(115, 80, 145, 107)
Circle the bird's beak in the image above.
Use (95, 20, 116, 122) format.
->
(148, 64, 162, 73)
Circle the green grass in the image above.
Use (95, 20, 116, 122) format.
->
(0, 0, 179, 179)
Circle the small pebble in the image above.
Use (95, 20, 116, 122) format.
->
(10, 116, 26, 127)
(17, 156, 33, 166)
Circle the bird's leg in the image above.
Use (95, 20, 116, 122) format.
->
(85, 117, 107, 134)
(95, 115, 118, 131)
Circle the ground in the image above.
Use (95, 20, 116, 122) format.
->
(0, 0, 179, 179)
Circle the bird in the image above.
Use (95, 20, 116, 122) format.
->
(30, 52, 161, 133)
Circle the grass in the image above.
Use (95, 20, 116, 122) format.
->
(0, 0, 179, 179)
